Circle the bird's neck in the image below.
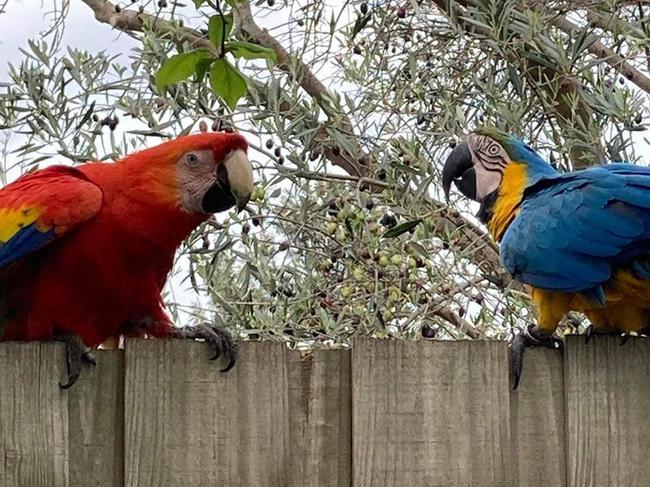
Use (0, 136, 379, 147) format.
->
(80, 161, 208, 254)
(482, 163, 528, 242)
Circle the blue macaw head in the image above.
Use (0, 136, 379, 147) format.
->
(442, 127, 557, 202)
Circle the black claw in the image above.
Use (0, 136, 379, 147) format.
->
(620, 334, 630, 346)
(511, 333, 527, 390)
(221, 354, 237, 373)
(585, 325, 594, 344)
(171, 323, 237, 372)
(209, 346, 221, 361)
(83, 351, 97, 366)
(510, 325, 562, 391)
(59, 341, 81, 389)
(55, 332, 96, 389)
(59, 376, 79, 390)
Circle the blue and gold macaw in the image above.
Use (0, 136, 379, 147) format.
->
(442, 127, 650, 387)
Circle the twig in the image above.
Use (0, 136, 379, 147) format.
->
(552, 15, 650, 96)
(80, 0, 511, 285)
(80, 0, 374, 176)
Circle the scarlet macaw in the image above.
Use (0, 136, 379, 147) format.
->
(442, 128, 650, 387)
(0, 132, 253, 387)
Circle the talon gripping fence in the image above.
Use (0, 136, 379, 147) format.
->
(0, 337, 649, 486)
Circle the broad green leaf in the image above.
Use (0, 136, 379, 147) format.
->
(195, 57, 214, 83)
(227, 41, 277, 63)
(155, 49, 212, 92)
(209, 58, 247, 109)
(382, 219, 423, 238)
(208, 13, 233, 50)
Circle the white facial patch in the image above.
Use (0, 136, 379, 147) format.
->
(467, 133, 510, 201)
(177, 149, 218, 213)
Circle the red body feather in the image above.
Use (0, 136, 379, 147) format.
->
(0, 133, 248, 346)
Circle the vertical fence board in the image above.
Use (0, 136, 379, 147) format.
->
(124, 340, 289, 487)
(3, 337, 650, 486)
(565, 336, 650, 487)
(0, 343, 69, 487)
(69, 349, 124, 487)
(510, 348, 566, 487)
(352, 339, 511, 487)
(288, 350, 351, 487)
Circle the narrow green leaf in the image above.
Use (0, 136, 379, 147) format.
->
(27, 39, 50, 67)
(382, 219, 423, 238)
(227, 40, 277, 63)
(407, 241, 429, 258)
(75, 101, 96, 132)
(352, 13, 372, 39)
(155, 49, 212, 92)
(209, 58, 247, 109)
(208, 13, 233, 50)
(193, 0, 207, 6)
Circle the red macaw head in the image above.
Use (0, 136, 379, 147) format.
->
(123, 132, 254, 214)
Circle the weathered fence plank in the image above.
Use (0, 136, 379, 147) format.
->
(352, 339, 511, 487)
(510, 348, 566, 487)
(0, 343, 68, 487)
(565, 336, 650, 487)
(124, 340, 289, 487)
(287, 350, 351, 487)
(69, 349, 124, 487)
(3, 337, 650, 486)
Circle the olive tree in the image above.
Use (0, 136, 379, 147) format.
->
(1, 0, 648, 345)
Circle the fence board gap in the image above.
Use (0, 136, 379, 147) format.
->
(288, 349, 351, 487)
(510, 348, 566, 487)
(69, 349, 124, 487)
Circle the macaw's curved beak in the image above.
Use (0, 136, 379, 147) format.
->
(441, 142, 476, 202)
(202, 149, 254, 213)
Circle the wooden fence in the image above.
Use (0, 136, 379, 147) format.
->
(0, 337, 649, 486)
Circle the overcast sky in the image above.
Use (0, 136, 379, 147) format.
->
(0, 1, 137, 70)
(2, 0, 650, 327)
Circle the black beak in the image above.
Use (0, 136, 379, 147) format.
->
(441, 142, 477, 201)
(201, 164, 237, 213)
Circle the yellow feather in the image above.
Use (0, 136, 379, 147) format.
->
(531, 269, 650, 334)
(487, 161, 650, 334)
(0, 206, 41, 243)
(488, 163, 527, 241)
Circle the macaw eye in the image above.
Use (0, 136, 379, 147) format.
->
(187, 153, 199, 164)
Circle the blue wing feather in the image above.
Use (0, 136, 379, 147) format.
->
(501, 164, 650, 292)
(0, 165, 102, 270)
(0, 223, 56, 267)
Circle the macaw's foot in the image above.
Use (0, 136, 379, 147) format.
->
(584, 325, 629, 346)
(169, 323, 237, 372)
(55, 333, 97, 389)
(510, 324, 562, 390)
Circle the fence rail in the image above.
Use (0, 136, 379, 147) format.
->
(0, 337, 649, 486)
